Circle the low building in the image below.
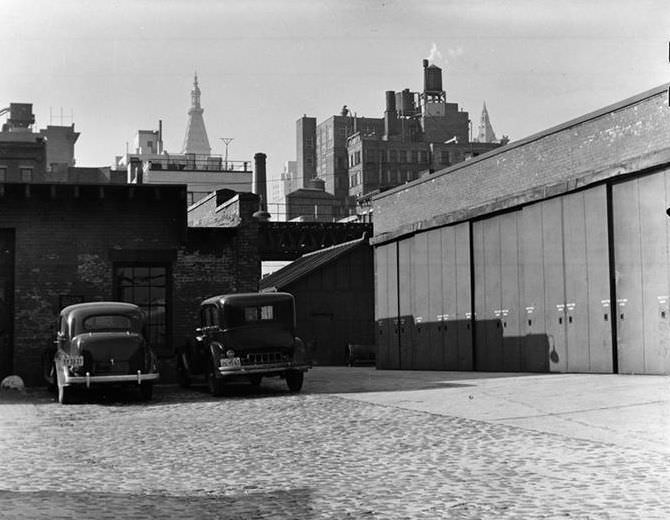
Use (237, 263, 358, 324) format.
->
(259, 236, 374, 365)
(286, 178, 339, 222)
(0, 182, 262, 385)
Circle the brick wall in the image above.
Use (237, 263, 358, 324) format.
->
(373, 85, 670, 237)
(0, 183, 186, 385)
(173, 227, 261, 353)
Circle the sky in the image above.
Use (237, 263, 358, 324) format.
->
(1, 0, 669, 188)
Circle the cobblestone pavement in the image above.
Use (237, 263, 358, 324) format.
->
(0, 370, 668, 519)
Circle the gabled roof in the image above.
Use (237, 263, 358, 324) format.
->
(259, 236, 368, 291)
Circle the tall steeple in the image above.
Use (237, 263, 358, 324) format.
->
(476, 102, 497, 143)
(182, 73, 212, 155)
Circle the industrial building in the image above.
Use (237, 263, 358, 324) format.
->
(280, 61, 505, 221)
(371, 83, 670, 375)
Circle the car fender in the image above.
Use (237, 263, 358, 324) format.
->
(208, 341, 225, 363)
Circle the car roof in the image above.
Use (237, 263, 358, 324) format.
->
(60, 301, 141, 319)
(201, 292, 294, 308)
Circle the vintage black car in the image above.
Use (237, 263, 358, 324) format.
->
(43, 302, 159, 404)
(176, 292, 310, 395)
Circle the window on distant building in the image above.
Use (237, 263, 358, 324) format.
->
(20, 168, 33, 182)
(411, 150, 419, 163)
(0, 167, 6, 182)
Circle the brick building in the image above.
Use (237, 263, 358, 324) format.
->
(289, 61, 504, 220)
(0, 103, 47, 183)
(0, 183, 261, 385)
(372, 83, 670, 375)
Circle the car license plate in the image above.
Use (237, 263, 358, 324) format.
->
(220, 357, 241, 368)
(62, 355, 84, 368)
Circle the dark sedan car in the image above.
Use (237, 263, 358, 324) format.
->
(43, 302, 159, 404)
(176, 292, 311, 395)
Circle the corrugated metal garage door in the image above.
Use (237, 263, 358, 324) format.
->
(375, 241, 399, 369)
(519, 201, 550, 371)
(447, 223, 473, 370)
(473, 215, 506, 371)
(524, 186, 611, 373)
(473, 185, 610, 373)
(398, 237, 414, 369)
(411, 232, 432, 369)
(613, 170, 670, 374)
(423, 224, 473, 370)
(427, 228, 445, 368)
(473, 211, 526, 371)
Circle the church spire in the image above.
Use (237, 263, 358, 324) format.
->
(182, 72, 211, 155)
(476, 102, 497, 143)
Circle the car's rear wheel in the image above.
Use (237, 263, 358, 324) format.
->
(286, 371, 304, 393)
(42, 351, 56, 392)
(207, 364, 225, 397)
(139, 382, 153, 401)
(249, 374, 262, 387)
(56, 369, 74, 405)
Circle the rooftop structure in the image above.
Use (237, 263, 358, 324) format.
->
(182, 73, 211, 156)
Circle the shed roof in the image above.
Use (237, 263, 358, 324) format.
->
(259, 236, 368, 291)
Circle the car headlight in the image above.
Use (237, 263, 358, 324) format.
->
(225, 349, 236, 359)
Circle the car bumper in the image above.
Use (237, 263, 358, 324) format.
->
(62, 371, 160, 388)
(216, 362, 310, 377)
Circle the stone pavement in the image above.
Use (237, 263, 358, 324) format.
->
(0, 368, 668, 519)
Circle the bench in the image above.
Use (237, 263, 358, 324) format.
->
(346, 343, 376, 367)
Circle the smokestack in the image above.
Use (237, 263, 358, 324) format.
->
(423, 59, 428, 68)
(252, 152, 271, 221)
(384, 90, 397, 137)
(158, 120, 163, 153)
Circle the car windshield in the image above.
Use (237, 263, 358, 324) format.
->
(82, 314, 134, 332)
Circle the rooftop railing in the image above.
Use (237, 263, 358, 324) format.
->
(147, 154, 251, 173)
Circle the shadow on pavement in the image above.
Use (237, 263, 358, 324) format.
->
(0, 367, 551, 406)
(0, 488, 317, 520)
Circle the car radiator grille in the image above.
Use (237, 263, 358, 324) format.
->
(242, 352, 289, 366)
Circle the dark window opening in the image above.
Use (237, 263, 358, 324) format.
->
(114, 264, 170, 354)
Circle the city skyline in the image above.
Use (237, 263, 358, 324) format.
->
(1, 0, 668, 188)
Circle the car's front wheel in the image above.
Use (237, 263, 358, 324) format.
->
(207, 364, 225, 397)
(285, 371, 304, 393)
(139, 382, 153, 401)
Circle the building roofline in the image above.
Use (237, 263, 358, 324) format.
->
(373, 82, 670, 202)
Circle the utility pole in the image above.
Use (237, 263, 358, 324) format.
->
(220, 137, 234, 170)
